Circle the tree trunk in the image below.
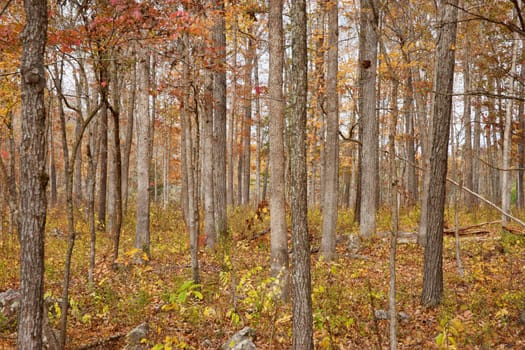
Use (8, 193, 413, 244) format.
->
(122, 53, 136, 214)
(135, 49, 151, 259)
(227, 17, 237, 208)
(404, 73, 417, 207)
(358, 0, 378, 239)
(462, 44, 473, 209)
(321, 0, 339, 261)
(212, 0, 228, 238)
(421, 0, 458, 307)
(202, 73, 216, 249)
(97, 61, 109, 229)
(241, 31, 254, 206)
(17, 0, 48, 347)
(290, 0, 313, 348)
(268, 0, 290, 300)
(501, 32, 518, 226)
(110, 57, 123, 263)
(518, 60, 525, 209)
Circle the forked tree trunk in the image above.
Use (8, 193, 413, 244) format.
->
(421, 0, 458, 307)
(290, 0, 313, 348)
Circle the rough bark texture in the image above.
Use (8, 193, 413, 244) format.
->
(358, 0, 378, 239)
(241, 31, 254, 206)
(97, 61, 109, 228)
(135, 50, 151, 258)
(212, 0, 228, 238)
(421, 0, 458, 307)
(290, 0, 313, 348)
(17, 0, 48, 348)
(122, 54, 136, 214)
(268, 0, 290, 299)
(320, 0, 339, 261)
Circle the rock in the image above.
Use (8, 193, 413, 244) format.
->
(222, 327, 256, 350)
(348, 235, 361, 253)
(0, 289, 59, 350)
(374, 309, 411, 322)
(124, 323, 149, 350)
(0, 289, 20, 332)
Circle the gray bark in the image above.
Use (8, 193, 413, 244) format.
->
(421, 0, 458, 307)
(202, 73, 216, 249)
(135, 50, 151, 259)
(17, 0, 48, 348)
(320, 0, 339, 261)
(268, 0, 290, 300)
(358, 0, 378, 238)
(290, 0, 313, 348)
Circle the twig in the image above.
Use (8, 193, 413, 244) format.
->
(367, 279, 383, 350)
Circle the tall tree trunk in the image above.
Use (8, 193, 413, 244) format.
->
(227, 17, 238, 207)
(73, 117, 83, 204)
(122, 53, 136, 214)
(17, 0, 48, 347)
(135, 49, 151, 259)
(290, 0, 313, 348)
(462, 45, 473, 209)
(241, 31, 254, 206)
(421, 0, 458, 307)
(97, 60, 109, 229)
(110, 57, 123, 263)
(202, 73, 216, 249)
(404, 74, 417, 206)
(268, 0, 290, 300)
(358, 0, 378, 238)
(212, 0, 228, 238)
(254, 54, 262, 205)
(87, 118, 99, 286)
(518, 61, 525, 209)
(321, 0, 339, 261)
(501, 32, 519, 226)
(472, 93, 481, 199)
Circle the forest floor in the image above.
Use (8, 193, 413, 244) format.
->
(1, 204, 525, 349)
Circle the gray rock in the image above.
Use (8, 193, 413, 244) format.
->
(0, 289, 59, 350)
(222, 327, 256, 350)
(374, 309, 411, 322)
(348, 235, 361, 253)
(124, 323, 149, 350)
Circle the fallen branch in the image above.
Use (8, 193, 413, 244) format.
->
(502, 225, 525, 236)
(443, 221, 501, 234)
(249, 227, 270, 240)
(75, 333, 126, 350)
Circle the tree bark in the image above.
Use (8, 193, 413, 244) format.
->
(97, 59, 109, 229)
(358, 0, 378, 239)
(241, 30, 254, 206)
(135, 49, 151, 259)
(320, 0, 339, 261)
(290, 0, 313, 348)
(202, 73, 216, 249)
(268, 0, 290, 300)
(421, 0, 458, 307)
(462, 44, 473, 209)
(17, 0, 48, 347)
(122, 52, 136, 214)
(501, 32, 518, 226)
(212, 0, 228, 238)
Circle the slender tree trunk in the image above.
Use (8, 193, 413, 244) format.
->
(518, 62, 525, 209)
(241, 31, 254, 206)
(268, 0, 290, 300)
(254, 54, 262, 205)
(421, 0, 458, 307)
(202, 73, 216, 249)
(358, 0, 378, 239)
(473, 90, 481, 201)
(227, 17, 237, 207)
(290, 0, 313, 348)
(17, 0, 48, 347)
(212, 0, 228, 238)
(87, 118, 99, 286)
(110, 57, 123, 263)
(97, 60, 109, 229)
(73, 117, 83, 204)
(462, 45, 473, 209)
(501, 33, 518, 226)
(122, 54, 136, 214)
(404, 74, 417, 206)
(135, 49, 151, 259)
(321, 0, 339, 261)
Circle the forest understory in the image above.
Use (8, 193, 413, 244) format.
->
(1, 204, 524, 350)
